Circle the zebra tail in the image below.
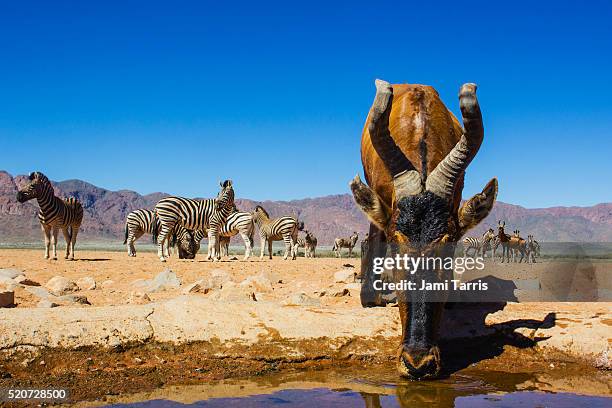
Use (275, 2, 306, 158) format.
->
(297, 220, 305, 231)
(123, 223, 128, 245)
(151, 222, 159, 244)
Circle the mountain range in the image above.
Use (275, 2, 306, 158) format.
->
(1, 171, 610, 244)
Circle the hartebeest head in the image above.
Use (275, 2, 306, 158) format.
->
(350, 80, 497, 378)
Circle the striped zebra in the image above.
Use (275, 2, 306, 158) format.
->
(189, 209, 255, 260)
(462, 228, 496, 258)
(332, 232, 359, 258)
(526, 234, 541, 263)
(124, 209, 199, 259)
(252, 205, 300, 260)
(295, 231, 317, 258)
(16, 171, 83, 260)
(153, 180, 235, 262)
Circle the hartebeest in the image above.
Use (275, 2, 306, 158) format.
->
(350, 80, 497, 379)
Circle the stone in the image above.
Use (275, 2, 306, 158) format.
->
(14, 275, 39, 286)
(147, 269, 181, 292)
(327, 287, 350, 297)
(26, 286, 54, 300)
(76, 277, 96, 291)
(0, 269, 23, 280)
(240, 273, 273, 293)
(0, 290, 15, 307)
(130, 279, 151, 289)
(282, 292, 320, 307)
(212, 281, 256, 302)
(209, 269, 232, 289)
(58, 294, 91, 305)
(127, 291, 151, 305)
(45, 276, 78, 296)
(101, 280, 115, 288)
(37, 300, 60, 308)
(334, 269, 356, 284)
(182, 279, 212, 294)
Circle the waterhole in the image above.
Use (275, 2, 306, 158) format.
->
(102, 365, 611, 407)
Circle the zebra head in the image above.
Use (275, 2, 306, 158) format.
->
(215, 180, 234, 211)
(16, 172, 52, 203)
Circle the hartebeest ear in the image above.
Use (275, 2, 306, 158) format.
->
(349, 175, 391, 231)
(458, 178, 498, 235)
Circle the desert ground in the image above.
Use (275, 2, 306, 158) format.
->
(0, 248, 610, 404)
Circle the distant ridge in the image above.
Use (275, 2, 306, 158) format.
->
(1, 171, 610, 244)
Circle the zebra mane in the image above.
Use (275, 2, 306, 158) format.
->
(30, 171, 50, 185)
(255, 205, 270, 218)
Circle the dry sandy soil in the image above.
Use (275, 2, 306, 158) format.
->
(0, 249, 364, 308)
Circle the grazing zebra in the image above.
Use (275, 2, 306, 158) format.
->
(124, 209, 198, 259)
(332, 232, 359, 258)
(189, 209, 255, 260)
(526, 234, 541, 263)
(295, 230, 317, 258)
(462, 228, 496, 258)
(16, 171, 83, 260)
(252, 205, 300, 260)
(153, 180, 235, 262)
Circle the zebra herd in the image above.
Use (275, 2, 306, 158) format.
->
(16, 171, 325, 261)
(462, 221, 541, 263)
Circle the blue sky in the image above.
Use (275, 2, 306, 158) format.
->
(0, 1, 610, 207)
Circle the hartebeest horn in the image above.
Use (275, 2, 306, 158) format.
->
(368, 79, 422, 197)
(426, 83, 484, 199)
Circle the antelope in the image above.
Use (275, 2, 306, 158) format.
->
(332, 232, 359, 257)
(509, 229, 527, 263)
(350, 80, 497, 378)
(497, 221, 512, 263)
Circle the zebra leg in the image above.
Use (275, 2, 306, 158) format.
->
(207, 228, 219, 262)
(268, 239, 273, 260)
(70, 226, 79, 260)
(41, 224, 51, 259)
(62, 228, 71, 259)
(51, 227, 59, 260)
(157, 224, 173, 262)
(239, 231, 251, 261)
(130, 231, 143, 257)
(259, 234, 266, 259)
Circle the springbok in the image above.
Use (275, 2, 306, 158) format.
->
(350, 80, 497, 378)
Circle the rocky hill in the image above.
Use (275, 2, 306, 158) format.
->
(1, 171, 610, 244)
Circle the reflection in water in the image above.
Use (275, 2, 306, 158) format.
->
(105, 367, 612, 408)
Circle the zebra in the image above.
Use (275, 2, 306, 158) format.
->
(332, 232, 359, 258)
(295, 230, 317, 258)
(124, 209, 198, 259)
(153, 180, 235, 262)
(189, 209, 255, 260)
(16, 171, 83, 260)
(251, 205, 300, 260)
(462, 228, 496, 258)
(526, 234, 541, 263)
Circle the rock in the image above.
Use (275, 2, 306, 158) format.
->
(25, 286, 54, 300)
(45, 276, 78, 296)
(212, 281, 256, 302)
(76, 277, 96, 291)
(0, 290, 15, 307)
(130, 279, 151, 289)
(147, 269, 181, 292)
(344, 282, 361, 291)
(342, 263, 355, 268)
(334, 269, 356, 284)
(127, 291, 151, 304)
(58, 294, 91, 305)
(0, 276, 16, 286)
(37, 300, 60, 308)
(14, 275, 39, 286)
(283, 292, 321, 307)
(327, 287, 350, 297)
(209, 269, 232, 289)
(0, 269, 23, 280)
(101, 280, 114, 288)
(182, 279, 212, 294)
(240, 273, 273, 293)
